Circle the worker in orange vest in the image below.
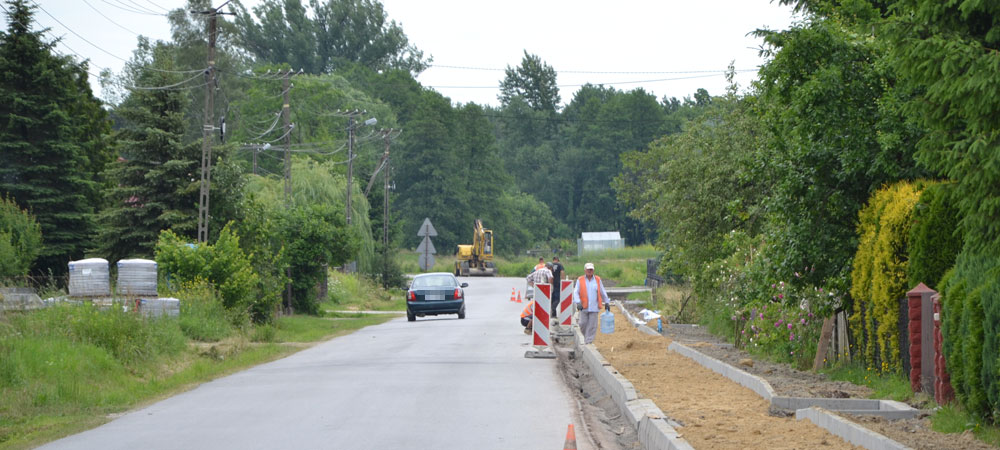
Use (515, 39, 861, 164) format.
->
(534, 257, 546, 270)
(573, 262, 610, 344)
(520, 299, 535, 334)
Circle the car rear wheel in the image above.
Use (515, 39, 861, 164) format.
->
(407, 310, 415, 322)
(458, 306, 466, 319)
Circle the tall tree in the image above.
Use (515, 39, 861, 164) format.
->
(753, 13, 923, 287)
(96, 40, 201, 261)
(233, 0, 429, 75)
(0, 0, 110, 273)
(499, 51, 560, 113)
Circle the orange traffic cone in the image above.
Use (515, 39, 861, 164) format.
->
(510, 287, 516, 302)
(516, 290, 522, 303)
(563, 424, 576, 450)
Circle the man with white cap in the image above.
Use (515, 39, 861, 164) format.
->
(573, 262, 610, 344)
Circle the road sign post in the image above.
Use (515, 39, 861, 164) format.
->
(416, 218, 437, 272)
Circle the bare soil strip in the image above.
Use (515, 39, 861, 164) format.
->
(593, 306, 860, 450)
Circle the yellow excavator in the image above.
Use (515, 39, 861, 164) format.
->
(455, 219, 497, 277)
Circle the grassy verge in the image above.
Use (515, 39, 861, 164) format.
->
(931, 404, 1000, 446)
(803, 353, 1000, 446)
(397, 245, 660, 287)
(320, 270, 406, 312)
(820, 363, 914, 402)
(0, 298, 394, 449)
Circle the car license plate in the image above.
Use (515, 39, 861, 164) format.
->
(426, 294, 444, 300)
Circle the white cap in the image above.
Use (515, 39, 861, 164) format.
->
(584, 262, 595, 270)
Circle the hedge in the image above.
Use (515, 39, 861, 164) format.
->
(906, 183, 962, 291)
(849, 181, 922, 371)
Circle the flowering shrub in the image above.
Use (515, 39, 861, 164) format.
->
(737, 299, 824, 369)
(699, 230, 842, 368)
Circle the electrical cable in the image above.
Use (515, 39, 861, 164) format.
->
(430, 72, 726, 89)
(33, 1, 206, 75)
(126, 71, 205, 90)
(100, 0, 166, 16)
(245, 112, 282, 140)
(428, 64, 758, 75)
(141, 0, 171, 12)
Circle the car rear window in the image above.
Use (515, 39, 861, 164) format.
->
(411, 275, 455, 288)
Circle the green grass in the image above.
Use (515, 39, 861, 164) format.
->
(397, 245, 659, 286)
(931, 404, 1000, 446)
(0, 287, 396, 449)
(397, 244, 659, 287)
(321, 270, 406, 312)
(820, 363, 913, 402)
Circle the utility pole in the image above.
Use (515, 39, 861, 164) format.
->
(281, 69, 295, 314)
(383, 132, 390, 288)
(196, 9, 217, 244)
(282, 69, 293, 207)
(346, 115, 355, 227)
(194, 1, 233, 243)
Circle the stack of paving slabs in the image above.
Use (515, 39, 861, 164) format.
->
(116, 259, 158, 296)
(139, 297, 180, 318)
(68, 258, 111, 297)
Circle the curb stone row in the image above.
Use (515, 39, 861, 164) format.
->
(572, 302, 915, 450)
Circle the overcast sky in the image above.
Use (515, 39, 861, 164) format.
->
(28, 0, 799, 106)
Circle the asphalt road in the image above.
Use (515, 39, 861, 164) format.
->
(40, 276, 586, 450)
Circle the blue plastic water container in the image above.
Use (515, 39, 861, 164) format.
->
(600, 304, 615, 334)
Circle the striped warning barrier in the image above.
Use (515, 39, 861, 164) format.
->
(558, 280, 574, 326)
(532, 283, 552, 348)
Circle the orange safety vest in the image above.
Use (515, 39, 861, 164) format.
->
(577, 275, 604, 310)
(520, 300, 535, 319)
(535, 263, 546, 270)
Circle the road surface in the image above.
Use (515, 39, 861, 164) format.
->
(41, 276, 586, 449)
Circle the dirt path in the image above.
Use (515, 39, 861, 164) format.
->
(605, 303, 997, 450)
(593, 305, 859, 450)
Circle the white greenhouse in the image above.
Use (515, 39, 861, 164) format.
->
(577, 231, 625, 255)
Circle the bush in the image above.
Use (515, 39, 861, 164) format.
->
(739, 301, 823, 369)
(0, 196, 42, 279)
(849, 181, 922, 372)
(155, 224, 266, 323)
(907, 182, 962, 290)
(280, 204, 359, 315)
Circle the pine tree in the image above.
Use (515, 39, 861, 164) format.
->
(0, 0, 110, 273)
(96, 40, 200, 261)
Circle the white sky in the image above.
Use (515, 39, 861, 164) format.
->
(29, 0, 799, 106)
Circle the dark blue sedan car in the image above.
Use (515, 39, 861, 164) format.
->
(406, 273, 468, 321)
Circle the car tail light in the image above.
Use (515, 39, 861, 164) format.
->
(408, 291, 416, 302)
(454, 288, 462, 299)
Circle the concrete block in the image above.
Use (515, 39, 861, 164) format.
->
(637, 416, 696, 450)
(795, 407, 912, 450)
(624, 399, 660, 427)
(524, 349, 556, 359)
(772, 396, 881, 411)
(668, 342, 776, 401)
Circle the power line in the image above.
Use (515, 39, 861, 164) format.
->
(82, 0, 142, 36)
(100, 0, 166, 16)
(428, 64, 757, 75)
(430, 73, 727, 89)
(32, 1, 205, 75)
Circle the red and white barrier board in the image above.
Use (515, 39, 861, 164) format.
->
(532, 283, 551, 348)
(558, 280, 574, 326)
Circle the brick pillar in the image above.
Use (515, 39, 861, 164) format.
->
(906, 283, 938, 393)
(932, 293, 955, 404)
(906, 283, 932, 392)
